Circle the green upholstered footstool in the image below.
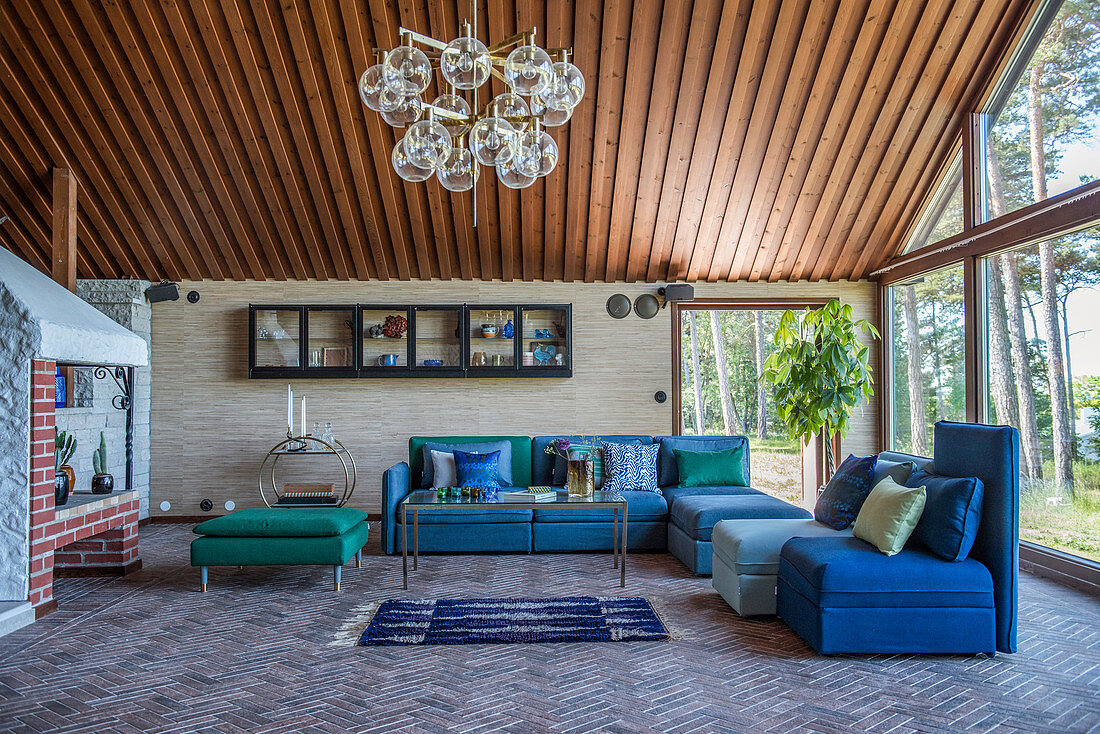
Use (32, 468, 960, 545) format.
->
(191, 508, 370, 592)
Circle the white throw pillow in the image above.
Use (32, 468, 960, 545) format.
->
(430, 449, 457, 489)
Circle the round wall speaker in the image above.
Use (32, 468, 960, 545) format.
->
(200, 499, 213, 512)
(634, 294, 660, 319)
(159, 501, 171, 512)
(606, 293, 631, 319)
(224, 500, 236, 511)
(187, 290, 200, 303)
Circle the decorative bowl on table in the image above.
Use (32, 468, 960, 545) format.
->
(481, 324, 498, 338)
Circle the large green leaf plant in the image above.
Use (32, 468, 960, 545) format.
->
(763, 299, 879, 475)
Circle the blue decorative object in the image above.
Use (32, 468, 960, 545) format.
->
(534, 328, 552, 339)
(423, 359, 444, 366)
(533, 344, 556, 364)
(602, 442, 661, 494)
(357, 596, 669, 646)
(54, 366, 66, 409)
(502, 319, 514, 338)
(453, 449, 502, 491)
(813, 454, 877, 529)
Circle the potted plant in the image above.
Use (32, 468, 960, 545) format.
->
(91, 431, 114, 494)
(763, 299, 879, 478)
(54, 429, 76, 505)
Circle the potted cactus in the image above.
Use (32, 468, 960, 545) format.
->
(54, 429, 76, 505)
(91, 431, 114, 494)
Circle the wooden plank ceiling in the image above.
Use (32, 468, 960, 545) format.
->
(0, 0, 1033, 283)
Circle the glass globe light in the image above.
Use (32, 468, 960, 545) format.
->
(383, 45, 432, 95)
(503, 44, 553, 95)
(530, 93, 573, 127)
(545, 61, 585, 111)
(391, 138, 434, 182)
(431, 94, 472, 137)
(496, 162, 536, 189)
(440, 36, 492, 89)
(381, 95, 423, 127)
(469, 117, 516, 166)
(488, 93, 531, 131)
(513, 129, 558, 178)
(438, 147, 479, 192)
(403, 118, 451, 169)
(359, 65, 404, 112)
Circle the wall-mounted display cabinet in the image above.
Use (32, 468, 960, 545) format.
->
(249, 304, 571, 379)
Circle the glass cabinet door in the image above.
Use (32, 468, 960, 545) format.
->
(252, 307, 303, 372)
(412, 307, 463, 371)
(359, 307, 411, 373)
(519, 306, 570, 373)
(468, 307, 518, 371)
(305, 307, 356, 374)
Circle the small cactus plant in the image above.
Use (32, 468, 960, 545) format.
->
(92, 431, 108, 475)
(55, 429, 76, 470)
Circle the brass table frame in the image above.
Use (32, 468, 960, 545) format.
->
(399, 490, 628, 589)
(258, 436, 358, 507)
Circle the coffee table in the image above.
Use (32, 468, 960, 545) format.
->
(399, 489, 628, 589)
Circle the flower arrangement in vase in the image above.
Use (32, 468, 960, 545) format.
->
(544, 436, 601, 498)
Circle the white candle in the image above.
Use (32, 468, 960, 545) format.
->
(301, 396, 306, 437)
(287, 384, 293, 432)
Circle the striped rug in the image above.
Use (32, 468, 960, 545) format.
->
(340, 596, 671, 646)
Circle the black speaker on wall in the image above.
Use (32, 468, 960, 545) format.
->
(145, 281, 179, 303)
(659, 284, 695, 302)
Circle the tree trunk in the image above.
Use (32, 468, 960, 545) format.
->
(1062, 295, 1077, 458)
(988, 258, 1021, 429)
(754, 310, 767, 441)
(902, 285, 929, 456)
(710, 311, 735, 436)
(1003, 254, 1044, 479)
(688, 311, 706, 435)
(1030, 60, 1073, 491)
(929, 300, 946, 420)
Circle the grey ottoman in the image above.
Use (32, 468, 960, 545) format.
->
(712, 518, 848, 616)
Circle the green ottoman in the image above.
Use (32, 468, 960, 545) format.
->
(191, 508, 371, 592)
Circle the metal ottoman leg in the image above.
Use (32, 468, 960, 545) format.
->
(356, 549, 362, 568)
(334, 564, 342, 591)
(200, 566, 208, 593)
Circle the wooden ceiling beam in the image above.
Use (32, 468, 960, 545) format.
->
(541, 0, 574, 282)
(486, 0, 518, 282)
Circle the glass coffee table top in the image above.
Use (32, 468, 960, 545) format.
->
(402, 489, 625, 506)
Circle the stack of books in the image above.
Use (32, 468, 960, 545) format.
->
(498, 487, 560, 503)
(277, 483, 337, 506)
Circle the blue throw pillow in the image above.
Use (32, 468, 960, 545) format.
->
(813, 453, 878, 529)
(907, 469, 984, 561)
(453, 450, 503, 492)
(422, 440, 512, 488)
(602, 442, 661, 494)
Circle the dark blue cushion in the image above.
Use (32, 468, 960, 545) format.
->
(654, 436, 750, 488)
(661, 485, 762, 507)
(453, 450, 502, 491)
(872, 457, 915, 486)
(813, 454, 877, 529)
(779, 536, 995, 609)
(907, 469, 985, 562)
(670, 494, 811, 541)
(533, 490, 668, 522)
(930, 421, 1019, 653)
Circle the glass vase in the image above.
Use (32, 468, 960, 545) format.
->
(566, 452, 595, 498)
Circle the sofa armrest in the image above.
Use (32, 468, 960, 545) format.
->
(382, 461, 411, 555)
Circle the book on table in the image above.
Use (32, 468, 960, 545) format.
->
(498, 487, 560, 503)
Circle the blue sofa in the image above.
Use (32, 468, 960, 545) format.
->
(382, 434, 809, 566)
(775, 422, 1019, 655)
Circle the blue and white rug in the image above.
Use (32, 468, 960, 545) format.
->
(334, 596, 672, 646)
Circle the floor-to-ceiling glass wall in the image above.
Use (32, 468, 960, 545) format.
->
(678, 307, 803, 503)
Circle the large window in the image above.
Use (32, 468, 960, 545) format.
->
(983, 0, 1100, 221)
(887, 264, 968, 454)
(983, 224, 1100, 561)
(904, 153, 964, 253)
(678, 307, 802, 503)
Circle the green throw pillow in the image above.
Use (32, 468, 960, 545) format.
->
(673, 446, 747, 487)
(852, 477, 927, 556)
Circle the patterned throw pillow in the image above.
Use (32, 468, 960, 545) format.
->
(602, 442, 661, 494)
(814, 453, 878, 530)
(453, 450, 502, 493)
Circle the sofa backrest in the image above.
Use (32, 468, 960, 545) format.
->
(653, 435, 751, 488)
(931, 421, 1020, 654)
(531, 435, 654, 485)
(408, 436, 533, 489)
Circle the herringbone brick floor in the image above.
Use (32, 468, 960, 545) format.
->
(0, 523, 1097, 734)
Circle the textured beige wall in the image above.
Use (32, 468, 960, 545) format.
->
(151, 280, 880, 515)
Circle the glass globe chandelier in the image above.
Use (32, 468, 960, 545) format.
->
(357, 8, 584, 225)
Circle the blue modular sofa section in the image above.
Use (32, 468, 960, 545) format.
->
(382, 434, 809, 566)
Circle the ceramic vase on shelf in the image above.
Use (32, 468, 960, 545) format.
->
(502, 319, 514, 339)
(566, 449, 595, 499)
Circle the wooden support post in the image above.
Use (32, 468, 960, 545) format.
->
(52, 168, 77, 408)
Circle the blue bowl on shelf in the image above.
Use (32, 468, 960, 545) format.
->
(423, 359, 444, 366)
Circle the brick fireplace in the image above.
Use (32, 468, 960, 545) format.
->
(28, 360, 141, 616)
